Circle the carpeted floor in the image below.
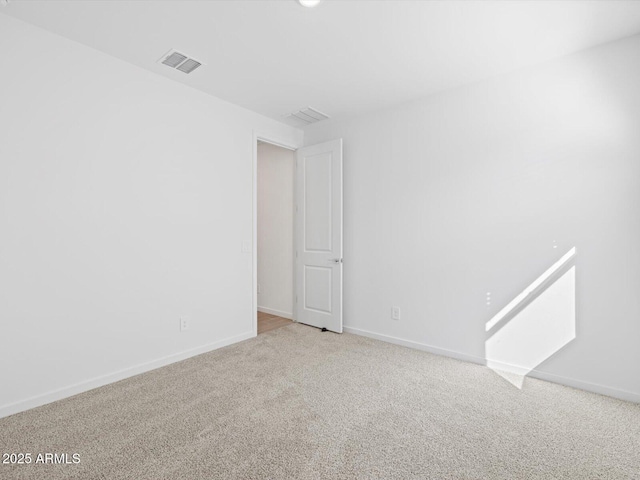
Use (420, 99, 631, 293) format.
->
(1, 323, 639, 480)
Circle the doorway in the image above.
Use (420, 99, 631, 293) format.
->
(256, 140, 295, 335)
(252, 134, 343, 336)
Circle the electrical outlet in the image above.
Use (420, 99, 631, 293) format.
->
(391, 306, 401, 321)
(257, 284, 262, 294)
(180, 317, 190, 332)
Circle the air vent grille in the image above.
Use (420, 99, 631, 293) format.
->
(284, 107, 330, 126)
(177, 59, 202, 74)
(162, 52, 187, 68)
(158, 49, 203, 74)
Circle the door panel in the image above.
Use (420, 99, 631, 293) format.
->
(304, 265, 333, 313)
(295, 139, 343, 333)
(304, 152, 333, 251)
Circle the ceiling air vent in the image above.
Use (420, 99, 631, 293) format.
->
(176, 58, 202, 74)
(158, 49, 203, 74)
(284, 107, 330, 126)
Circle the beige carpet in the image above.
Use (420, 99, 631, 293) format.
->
(1, 323, 639, 480)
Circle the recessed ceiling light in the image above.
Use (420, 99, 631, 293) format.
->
(298, 0, 322, 8)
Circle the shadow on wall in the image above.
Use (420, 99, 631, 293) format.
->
(485, 247, 577, 388)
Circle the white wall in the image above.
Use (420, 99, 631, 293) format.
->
(304, 34, 640, 401)
(257, 142, 294, 319)
(0, 14, 302, 417)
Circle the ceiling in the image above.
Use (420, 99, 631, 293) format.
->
(4, 0, 640, 126)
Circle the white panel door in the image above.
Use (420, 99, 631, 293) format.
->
(295, 139, 343, 333)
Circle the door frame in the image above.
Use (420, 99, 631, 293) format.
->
(252, 131, 300, 337)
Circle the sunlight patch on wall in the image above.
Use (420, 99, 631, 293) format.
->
(485, 249, 576, 388)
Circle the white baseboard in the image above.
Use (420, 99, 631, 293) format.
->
(343, 325, 640, 404)
(257, 306, 293, 320)
(0, 330, 255, 419)
(343, 326, 485, 365)
(523, 368, 640, 403)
